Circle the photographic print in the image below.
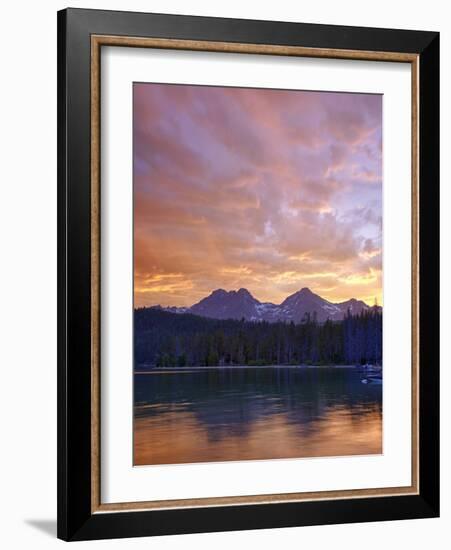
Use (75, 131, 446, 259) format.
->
(133, 83, 383, 466)
(58, 11, 440, 539)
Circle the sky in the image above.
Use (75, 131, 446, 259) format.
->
(134, 83, 382, 308)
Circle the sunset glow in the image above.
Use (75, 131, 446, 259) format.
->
(134, 84, 382, 307)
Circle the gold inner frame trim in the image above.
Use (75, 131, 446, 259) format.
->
(90, 34, 420, 514)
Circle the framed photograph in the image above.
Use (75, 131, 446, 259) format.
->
(57, 8, 439, 541)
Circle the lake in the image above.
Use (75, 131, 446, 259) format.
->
(134, 366, 382, 466)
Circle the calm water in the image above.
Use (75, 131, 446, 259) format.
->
(134, 366, 382, 465)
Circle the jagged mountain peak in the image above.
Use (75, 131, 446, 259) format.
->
(160, 287, 377, 323)
(210, 287, 254, 298)
(281, 287, 322, 305)
(237, 287, 252, 296)
(210, 288, 228, 296)
(190, 287, 259, 320)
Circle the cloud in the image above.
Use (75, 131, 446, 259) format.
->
(134, 83, 382, 307)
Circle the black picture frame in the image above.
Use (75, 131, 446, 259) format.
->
(57, 7, 439, 541)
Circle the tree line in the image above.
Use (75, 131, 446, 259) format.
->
(134, 307, 382, 367)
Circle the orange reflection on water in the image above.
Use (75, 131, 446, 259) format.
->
(134, 405, 382, 466)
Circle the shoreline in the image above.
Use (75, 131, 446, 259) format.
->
(134, 364, 368, 374)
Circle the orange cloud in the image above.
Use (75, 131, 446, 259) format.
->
(134, 83, 382, 307)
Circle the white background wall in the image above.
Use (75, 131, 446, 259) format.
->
(0, 0, 448, 548)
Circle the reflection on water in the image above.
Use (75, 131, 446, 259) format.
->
(134, 366, 382, 465)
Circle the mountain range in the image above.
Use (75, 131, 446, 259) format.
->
(152, 287, 380, 324)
